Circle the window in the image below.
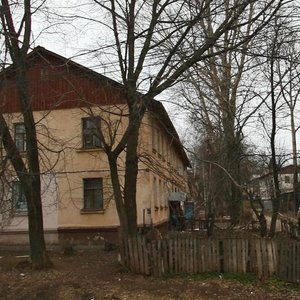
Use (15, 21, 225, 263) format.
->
(284, 176, 290, 184)
(12, 181, 27, 211)
(157, 130, 161, 154)
(163, 181, 167, 206)
(153, 177, 158, 208)
(83, 178, 103, 210)
(152, 122, 156, 152)
(82, 117, 101, 149)
(14, 123, 26, 152)
(159, 179, 162, 207)
(161, 133, 165, 157)
(40, 68, 49, 80)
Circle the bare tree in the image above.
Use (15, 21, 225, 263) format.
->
(175, 0, 285, 226)
(78, 0, 286, 239)
(0, 0, 52, 269)
(256, 12, 295, 237)
(277, 36, 300, 213)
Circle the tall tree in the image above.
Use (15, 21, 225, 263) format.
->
(277, 36, 300, 212)
(84, 0, 285, 239)
(256, 12, 293, 237)
(176, 0, 271, 224)
(0, 0, 52, 269)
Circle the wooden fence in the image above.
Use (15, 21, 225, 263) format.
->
(120, 234, 300, 283)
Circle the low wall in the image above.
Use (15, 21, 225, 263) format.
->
(0, 229, 59, 250)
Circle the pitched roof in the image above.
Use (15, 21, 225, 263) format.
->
(251, 164, 300, 181)
(1, 46, 122, 88)
(1, 46, 190, 167)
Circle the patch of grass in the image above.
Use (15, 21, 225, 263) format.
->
(266, 276, 300, 292)
(164, 272, 258, 284)
(164, 272, 300, 292)
(221, 272, 257, 283)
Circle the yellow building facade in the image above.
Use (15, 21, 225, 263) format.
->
(0, 47, 190, 245)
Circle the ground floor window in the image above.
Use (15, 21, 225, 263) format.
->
(12, 181, 27, 211)
(14, 123, 26, 152)
(83, 178, 103, 210)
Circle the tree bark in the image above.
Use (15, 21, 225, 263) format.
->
(107, 153, 129, 240)
(269, 54, 280, 238)
(290, 108, 299, 212)
(123, 119, 140, 237)
(106, 96, 144, 239)
(26, 188, 52, 269)
(15, 59, 52, 268)
(248, 191, 268, 237)
(0, 0, 52, 269)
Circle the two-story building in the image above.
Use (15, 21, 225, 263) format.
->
(0, 47, 190, 245)
(250, 165, 300, 212)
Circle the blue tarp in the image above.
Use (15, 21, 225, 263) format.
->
(184, 202, 194, 220)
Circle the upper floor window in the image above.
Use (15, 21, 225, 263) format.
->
(14, 123, 26, 152)
(83, 178, 103, 210)
(12, 181, 27, 211)
(82, 117, 101, 149)
(152, 125, 157, 152)
(153, 176, 159, 209)
(284, 176, 290, 184)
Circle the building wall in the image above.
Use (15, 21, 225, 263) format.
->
(0, 104, 189, 244)
(0, 172, 58, 245)
(0, 49, 190, 244)
(256, 173, 300, 200)
(139, 113, 189, 226)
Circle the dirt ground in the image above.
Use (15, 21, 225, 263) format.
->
(1, 247, 300, 300)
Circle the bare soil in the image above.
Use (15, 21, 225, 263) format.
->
(0, 248, 300, 300)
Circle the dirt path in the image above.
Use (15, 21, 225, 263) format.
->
(0, 249, 300, 300)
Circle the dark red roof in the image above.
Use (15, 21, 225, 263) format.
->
(0, 46, 190, 167)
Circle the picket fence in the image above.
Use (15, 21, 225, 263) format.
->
(120, 234, 300, 283)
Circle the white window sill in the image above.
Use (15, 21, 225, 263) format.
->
(76, 148, 104, 153)
(80, 209, 105, 214)
(13, 211, 28, 216)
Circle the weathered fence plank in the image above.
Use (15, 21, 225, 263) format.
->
(168, 238, 174, 272)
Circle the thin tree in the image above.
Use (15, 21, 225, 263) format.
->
(0, 0, 52, 269)
(257, 15, 288, 237)
(277, 38, 300, 213)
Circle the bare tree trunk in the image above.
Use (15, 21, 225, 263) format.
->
(107, 154, 129, 240)
(123, 120, 139, 237)
(248, 191, 268, 237)
(0, 0, 51, 268)
(269, 54, 281, 238)
(290, 107, 299, 212)
(105, 99, 144, 239)
(225, 135, 242, 225)
(14, 58, 52, 268)
(27, 189, 52, 269)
